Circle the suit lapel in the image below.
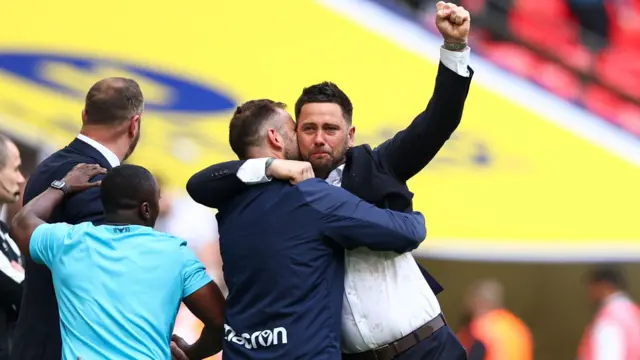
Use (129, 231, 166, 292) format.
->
(66, 138, 114, 169)
(341, 148, 356, 190)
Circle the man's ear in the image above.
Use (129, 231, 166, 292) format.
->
(348, 126, 356, 147)
(129, 115, 140, 137)
(140, 202, 151, 220)
(266, 128, 284, 150)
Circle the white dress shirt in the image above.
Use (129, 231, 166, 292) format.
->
(236, 47, 471, 352)
(76, 134, 121, 168)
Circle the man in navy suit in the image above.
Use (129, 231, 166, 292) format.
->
(186, 3, 471, 359)
(10, 77, 144, 360)
(175, 99, 427, 360)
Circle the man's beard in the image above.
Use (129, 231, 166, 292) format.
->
(283, 133, 301, 161)
(308, 138, 349, 179)
(284, 146, 300, 161)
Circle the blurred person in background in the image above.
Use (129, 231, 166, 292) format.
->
(0, 134, 25, 360)
(155, 175, 226, 296)
(464, 279, 533, 360)
(1, 177, 26, 229)
(456, 313, 487, 360)
(10, 77, 144, 360)
(567, 0, 610, 56)
(577, 265, 640, 360)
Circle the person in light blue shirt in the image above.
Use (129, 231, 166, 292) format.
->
(11, 163, 226, 360)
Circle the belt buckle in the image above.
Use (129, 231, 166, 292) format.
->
(390, 342, 400, 354)
(374, 342, 399, 360)
(413, 330, 423, 342)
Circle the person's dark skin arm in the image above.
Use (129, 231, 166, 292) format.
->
(171, 281, 226, 359)
(12, 164, 106, 257)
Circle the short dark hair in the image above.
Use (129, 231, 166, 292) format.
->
(589, 265, 626, 289)
(295, 82, 353, 124)
(229, 99, 287, 159)
(100, 164, 157, 213)
(84, 77, 144, 125)
(0, 134, 11, 170)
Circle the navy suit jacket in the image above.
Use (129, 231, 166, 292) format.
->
(218, 178, 426, 359)
(187, 62, 474, 295)
(10, 138, 113, 360)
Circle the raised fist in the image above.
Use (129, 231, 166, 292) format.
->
(435, 1, 471, 44)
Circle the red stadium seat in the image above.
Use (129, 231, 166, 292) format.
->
(594, 48, 640, 98)
(616, 101, 640, 137)
(605, 1, 640, 47)
(508, 0, 578, 51)
(479, 41, 542, 78)
(459, 0, 486, 14)
(534, 61, 581, 101)
(584, 85, 623, 118)
(584, 85, 640, 136)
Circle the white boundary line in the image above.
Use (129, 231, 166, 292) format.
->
(316, 0, 640, 167)
(412, 240, 640, 262)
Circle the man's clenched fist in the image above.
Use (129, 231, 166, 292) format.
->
(266, 159, 315, 185)
(435, 1, 471, 45)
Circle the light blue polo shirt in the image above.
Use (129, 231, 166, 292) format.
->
(29, 222, 212, 360)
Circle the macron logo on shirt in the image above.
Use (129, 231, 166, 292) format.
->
(224, 324, 288, 349)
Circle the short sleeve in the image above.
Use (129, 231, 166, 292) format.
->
(29, 223, 73, 267)
(181, 245, 213, 299)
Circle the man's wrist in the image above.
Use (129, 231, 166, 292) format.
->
(49, 180, 69, 195)
(185, 341, 219, 360)
(264, 157, 275, 178)
(184, 344, 199, 360)
(442, 41, 468, 52)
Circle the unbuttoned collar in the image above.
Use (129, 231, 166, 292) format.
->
(326, 164, 345, 186)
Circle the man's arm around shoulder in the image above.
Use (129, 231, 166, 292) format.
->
(26, 159, 106, 225)
(296, 179, 426, 253)
(187, 158, 314, 208)
(13, 164, 105, 263)
(13, 190, 72, 265)
(187, 160, 250, 209)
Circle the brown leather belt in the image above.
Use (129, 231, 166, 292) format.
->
(342, 314, 446, 360)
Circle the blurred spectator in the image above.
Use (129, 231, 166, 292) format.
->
(1, 177, 26, 227)
(468, 0, 513, 41)
(567, 0, 609, 54)
(464, 279, 533, 360)
(456, 313, 487, 360)
(401, 0, 432, 10)
(577, 265, 640, 360)
(0, 134, 25, 360)
(155, 176, 225, 359)
(155, 177, 225, 293)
